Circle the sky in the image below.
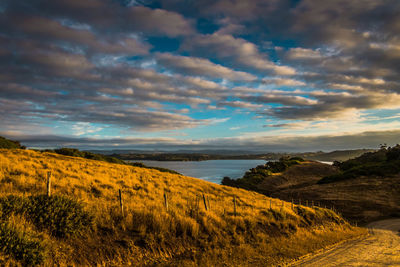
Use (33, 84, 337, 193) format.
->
(1, 0, 400, 152)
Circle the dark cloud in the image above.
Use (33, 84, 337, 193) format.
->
(262, 91, 400, 120)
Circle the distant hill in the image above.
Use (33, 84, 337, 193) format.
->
(0, 149, 363, 266)
(297, 149, 375, 162)
(113, 149, 374, 162)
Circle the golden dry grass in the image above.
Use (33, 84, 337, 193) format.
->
(0, 149, 366, 266)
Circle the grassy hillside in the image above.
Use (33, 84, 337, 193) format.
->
(223, 150, 400, 223)
(0, 149, 363, 266)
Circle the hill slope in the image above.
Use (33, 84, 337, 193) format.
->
(0, 149, 363, 266)
(224, 151, 400, 223)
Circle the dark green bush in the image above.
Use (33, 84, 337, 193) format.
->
(386, 145, 400, 161)
(54, 148, 85, 157)
(50, 148, 180, 174)
(222, 157, 304, 188)
(0, 222, 44, 265)
(129, 162, 181, 174)
(0, 136, 25, 149)
(53, 148, 126, 165)
(319, 146, 400, 184)
(0, 195, 93, 238)
(0, 195, 28, 217)
(28, 195, 94, 238)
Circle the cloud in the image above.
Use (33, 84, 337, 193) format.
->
(262, 78, 306, 86)
(72, 122, 103, 136)
(181, 33, 296, 75)
(286, 48, 324, 60)
(127, 6, 194, 37)
(156, 53, 256, 81)
(242, 93, 318, 107)
(264, 91, 400, 120)
(7, 15, 151, 57)
(218, 101, 263, 109)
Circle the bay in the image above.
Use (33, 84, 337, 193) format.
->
(129, 159, 267, 184)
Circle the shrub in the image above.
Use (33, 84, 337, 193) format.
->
(222, 157, 304, 188)
(0, 195, 28, 217)
(129, 162, 181, 174)
(318, 146, 400, 184)
(0, 195, 93, 238)
(0, 222, 44, 265)
(53, 148, 126, 165)
(0, 136, 25, 149)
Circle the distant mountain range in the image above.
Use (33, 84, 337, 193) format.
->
(90, 148, 375, 162)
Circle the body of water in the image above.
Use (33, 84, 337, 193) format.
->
(129, 159, 267, 184)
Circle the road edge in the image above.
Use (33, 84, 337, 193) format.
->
(280, 232, 369, 267)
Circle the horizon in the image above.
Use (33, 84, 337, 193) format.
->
(1, 1, 400, 152)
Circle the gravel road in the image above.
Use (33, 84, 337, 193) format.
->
(290, 218, 400, 266)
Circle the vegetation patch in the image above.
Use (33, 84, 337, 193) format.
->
(0, 136, 25, 149)
(222, 157, 304, 188)
(129, 162, 181, 175)
(50, 148, 126, 165)
(318, 145, 400, 184)
(41, 147, 181, 174)
(0, 221, 44, 265)
(0, 195, 93, 238)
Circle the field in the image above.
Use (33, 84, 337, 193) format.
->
(0, 149, 364, 266)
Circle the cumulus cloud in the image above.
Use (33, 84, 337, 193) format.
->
(181, 33, 296, 75)
(13, 16, 150, 55)
(264, 91, 400, 120)
(286, 48, 324, 60)
(127, 6, 194, 37)
(218, 101, 263, 109)
(156, 53, 256, 81)
(262, 78, 306, 86)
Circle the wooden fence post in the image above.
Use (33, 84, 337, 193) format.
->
(119, 189, 124, 216)
(233, 196, 237, 216)
(291, 199, 294, 210)
(46, 171, 52, 197)
(269, 199, 272, 209)
(164, 190, 168, 211)
(203, 194, 208, 211)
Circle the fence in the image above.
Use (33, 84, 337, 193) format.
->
(44, 171, 344, 221)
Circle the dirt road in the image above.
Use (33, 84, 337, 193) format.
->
(290, 218, 400, 266)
